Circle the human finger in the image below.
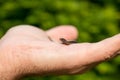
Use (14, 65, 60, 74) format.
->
(46, 25, 78, 42)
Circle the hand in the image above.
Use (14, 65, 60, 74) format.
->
(0, 25, 120, 80)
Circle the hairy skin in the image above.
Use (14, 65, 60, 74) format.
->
(0, 25, 120, 80)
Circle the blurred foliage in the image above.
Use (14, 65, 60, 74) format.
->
(0, 0, 120, 80)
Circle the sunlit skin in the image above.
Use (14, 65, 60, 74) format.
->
(0, 25, 120, 80)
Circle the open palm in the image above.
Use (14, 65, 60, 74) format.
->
(0, 25, 120, 80)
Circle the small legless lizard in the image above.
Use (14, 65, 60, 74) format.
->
(48, 37, 77, 45)
(60, 38, 78, 45)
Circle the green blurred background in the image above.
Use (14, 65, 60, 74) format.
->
(0, 0, 120, 80)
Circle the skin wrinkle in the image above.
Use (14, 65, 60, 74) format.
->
(86, 42, 119, 63)
(0, 46, 18, 80)
(0, 43, 40, 79)
(103, 48, 120, 61)
(12, 45, 45, 79)
(98, 44, 119, 61)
